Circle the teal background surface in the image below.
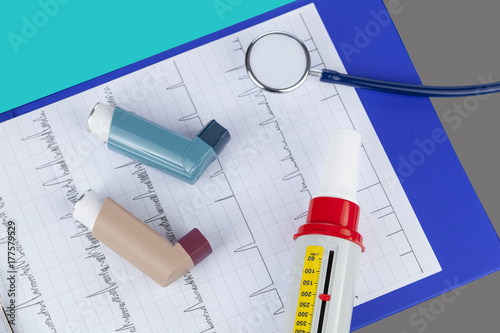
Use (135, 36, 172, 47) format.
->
(0, 0, 293, 113)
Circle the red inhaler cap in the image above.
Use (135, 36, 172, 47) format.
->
(294, 197, 365, 252)
(178, 228, 213, 266)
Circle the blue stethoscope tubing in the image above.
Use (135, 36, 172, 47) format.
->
(319, 69, 500, 97)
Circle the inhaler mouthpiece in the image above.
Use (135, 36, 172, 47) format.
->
(73, 189, 105, 230)
(87, 103, 113, 142)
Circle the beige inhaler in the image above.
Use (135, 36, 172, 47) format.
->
(72, 190, 212, 287)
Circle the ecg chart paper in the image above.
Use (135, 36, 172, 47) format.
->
(0, 4, 441, 333)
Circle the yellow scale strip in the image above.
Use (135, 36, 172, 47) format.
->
(292, 245, 323, 333)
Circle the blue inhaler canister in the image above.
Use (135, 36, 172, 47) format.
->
(87, 103, 231, 184)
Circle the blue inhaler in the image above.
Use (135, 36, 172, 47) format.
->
(87, 103, 230, 184)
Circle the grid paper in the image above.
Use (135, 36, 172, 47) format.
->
(0, 4, 441, 333)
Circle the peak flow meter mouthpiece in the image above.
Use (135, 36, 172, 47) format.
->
(315, 128, 361, 204)
(72, 189, 212, 287)
(87, 103, 231, 184)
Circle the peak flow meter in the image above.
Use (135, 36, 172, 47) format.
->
(282, 129, 364, 333)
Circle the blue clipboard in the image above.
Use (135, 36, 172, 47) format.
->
(3, 0, 499, 331)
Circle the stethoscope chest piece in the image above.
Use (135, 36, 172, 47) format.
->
(245, 31, 312, 93)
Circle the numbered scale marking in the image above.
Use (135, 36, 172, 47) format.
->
(293, 245, 323, 333)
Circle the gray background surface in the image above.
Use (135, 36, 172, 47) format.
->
(356, 1, 500, 333)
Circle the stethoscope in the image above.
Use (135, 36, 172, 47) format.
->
(245, 31, 500, 97)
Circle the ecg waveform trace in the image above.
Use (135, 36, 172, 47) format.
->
(166, 61, 286, 316)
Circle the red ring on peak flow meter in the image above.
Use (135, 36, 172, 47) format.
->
(294, 197, 365, 252)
